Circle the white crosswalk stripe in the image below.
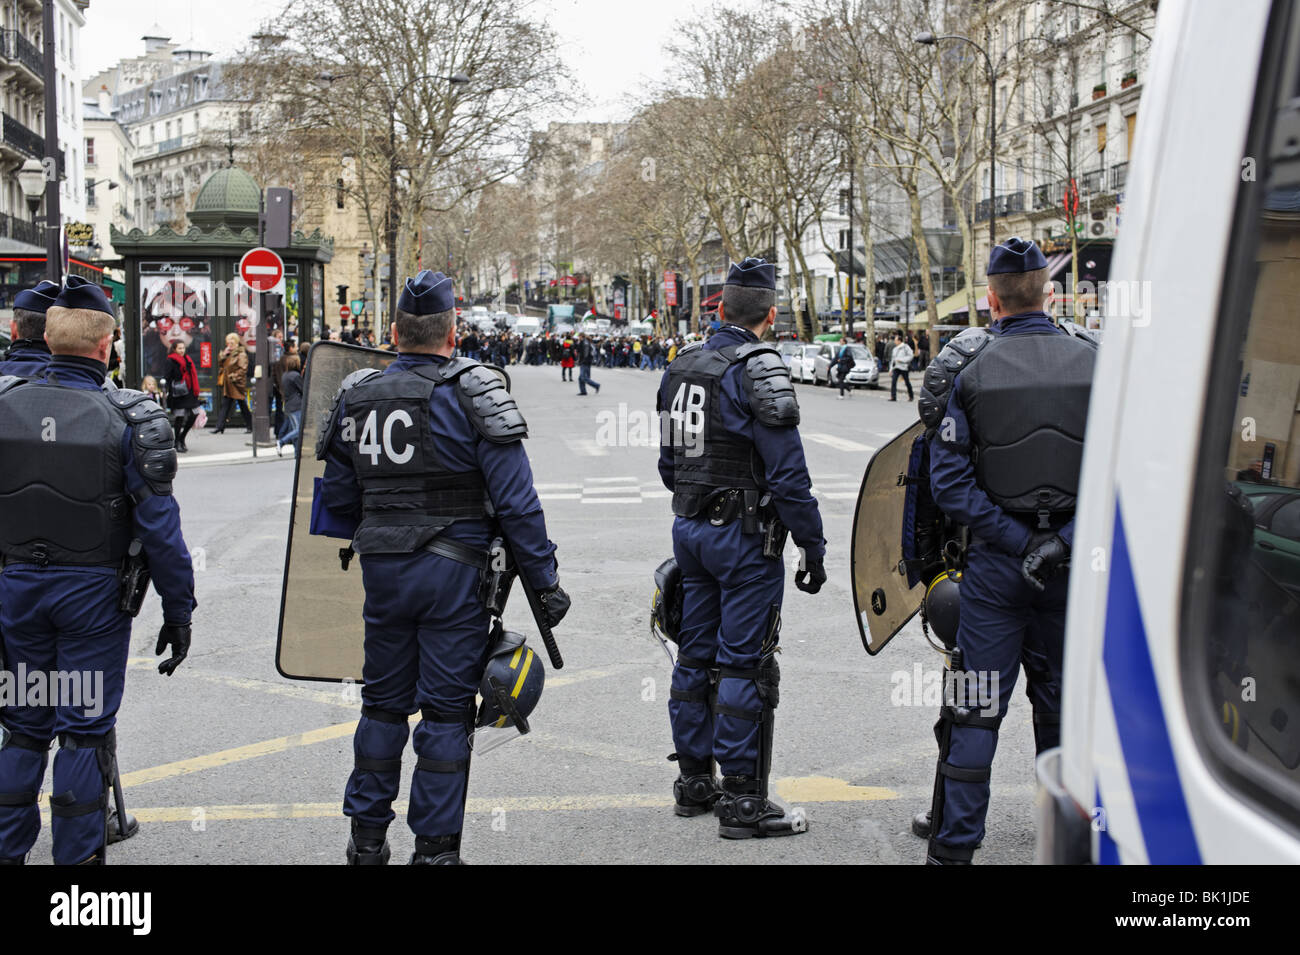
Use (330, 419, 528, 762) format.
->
(535, 474, 862, 507)
(803, 432, 877, 453)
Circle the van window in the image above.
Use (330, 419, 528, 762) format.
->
(1183, 3, 1300, 829)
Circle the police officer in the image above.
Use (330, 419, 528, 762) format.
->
(317, 270, 569, 865)
(0, 281, 60, 377)
(657, 257, 826, 838)
(919, 238, 1095, 864)
(0, 276, 195, 865)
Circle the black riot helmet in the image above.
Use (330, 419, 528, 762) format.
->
(476, 628, 544, 733)
(651, 556, 683, 645)
(923, 570, 961, 651)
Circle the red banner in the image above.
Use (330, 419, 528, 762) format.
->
(199, 341, 212, 368)
(664, 270, 677, 307)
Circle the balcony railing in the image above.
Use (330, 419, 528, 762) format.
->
(0, 29, 43, 77)
(2, 112, 43, 159)
(975, 191, 1028, 222)
(1028, 163, 1130, 215)
(0, 211, 40, 246)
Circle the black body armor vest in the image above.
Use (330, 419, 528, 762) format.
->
(344, 365, 489, 555)
(961, 331, 1095, 518)
(660, 344, 761, 517)
(0, 382, 133, 565)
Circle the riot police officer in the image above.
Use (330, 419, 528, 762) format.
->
(317, 269, 569, 865)
(0, 280, 60, 377)
(918, 238, 1095, 864)
(656, 257, 826, 839)
(0, 276, 195, 865)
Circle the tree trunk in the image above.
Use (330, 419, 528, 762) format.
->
(907, 184, 939, 330)
(856, 161, 876, 349)
(952, 205, 980, 324)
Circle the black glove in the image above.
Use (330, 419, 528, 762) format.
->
(1021, 534, 1070, 592)
(795, 556, 827, 595)
(155, 623, 191, 676)
(538, 582, 570, 628)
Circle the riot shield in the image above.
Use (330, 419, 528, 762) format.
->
(850, 420, 926, 655)
(276, 341, 394, 682)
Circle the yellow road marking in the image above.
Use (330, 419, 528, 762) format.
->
(119, 722, 358, 788)
(37, 777, 898, 823)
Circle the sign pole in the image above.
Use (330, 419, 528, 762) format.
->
(252, 197, 272, 453)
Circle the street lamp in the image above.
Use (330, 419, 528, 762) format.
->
(17, 158, 45, 220)
(916, 31, 998, 256)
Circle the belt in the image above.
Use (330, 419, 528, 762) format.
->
(423, 536, 489, 570)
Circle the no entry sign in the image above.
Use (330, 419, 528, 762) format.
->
(339, 305, 350, 322)
(239, 247, 285, 293)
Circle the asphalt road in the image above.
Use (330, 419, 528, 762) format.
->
(24, 361, 1042, 865)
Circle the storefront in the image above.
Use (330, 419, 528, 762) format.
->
(111, 165, 333, 407)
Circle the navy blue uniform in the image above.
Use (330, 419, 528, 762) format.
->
(0, 357, 194, 864)
(319, 352, 555, 841)
(0, 341, 52, 378)
(926, 311, 1072, 854)
(657, 324, 823, 778)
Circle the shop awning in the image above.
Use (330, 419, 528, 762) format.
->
(935, 285, 989, 320)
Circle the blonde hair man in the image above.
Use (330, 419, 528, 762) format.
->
(0, 276, 195, 866)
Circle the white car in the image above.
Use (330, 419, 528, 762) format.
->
(817, 343, 880, 389)
(789, 344, 823, 383)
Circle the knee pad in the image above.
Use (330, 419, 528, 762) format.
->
(413, 704, 475, 774)
(354, 705, 411, 774)
(670, 653, 717, 706)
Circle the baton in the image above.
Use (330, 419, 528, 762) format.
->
(501, 538, 564, 670)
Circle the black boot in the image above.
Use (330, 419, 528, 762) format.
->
(926, 839, 974, 865)
(716, 776, 806, 839)
(345, 820, 391, 865)
(106, 807, 139, 844)
(911, 809, 932, 838)
(672, 756, 721, 817)
(409, 833, 463, 865)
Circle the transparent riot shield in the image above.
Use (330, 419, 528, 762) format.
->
(276, 341, 394, 682)
(850, 420, 927, 654)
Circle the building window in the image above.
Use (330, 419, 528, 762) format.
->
(86, 181, 95, 208)
(336, 177, 345, 209)
(85, 137, 95, 166)
(838, 189, 850, 216)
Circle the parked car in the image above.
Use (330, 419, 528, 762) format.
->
(790, 344, 822, 383)
(816, 343, 879, 389)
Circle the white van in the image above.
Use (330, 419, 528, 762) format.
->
(514, 318, 540, 338)
(1033, 0, 1300, 864)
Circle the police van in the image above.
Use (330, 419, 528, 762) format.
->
(1032, 0, 1300, 864)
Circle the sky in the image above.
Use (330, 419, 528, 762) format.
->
(83, 0, 718, 122)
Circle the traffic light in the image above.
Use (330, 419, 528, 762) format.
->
(336, 284, 348, 305)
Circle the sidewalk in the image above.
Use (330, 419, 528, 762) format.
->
(176, 423, 298, 467)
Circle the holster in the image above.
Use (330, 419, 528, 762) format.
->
(761, 512, 788, 560)
(117, 540, 150, 617)
(478, 537, 516, 618)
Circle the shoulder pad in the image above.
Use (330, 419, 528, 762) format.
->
(1058, 320, 1100, 348)
(454, 364, 528, 443)
(438, 356, 480, 380)
(110, 389, 177, 495)
(676, 341, 705, 357)
(101, 377, 118, 393)
(917, 328, 993, 431)
(0, 374, 27, 396)
(315, 367, 383, 460)
(741, 345, 800, 428)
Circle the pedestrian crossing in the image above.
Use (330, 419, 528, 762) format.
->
(535, 475, 862, 505)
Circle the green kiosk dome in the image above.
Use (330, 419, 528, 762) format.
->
(186, 165, 263, 232)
